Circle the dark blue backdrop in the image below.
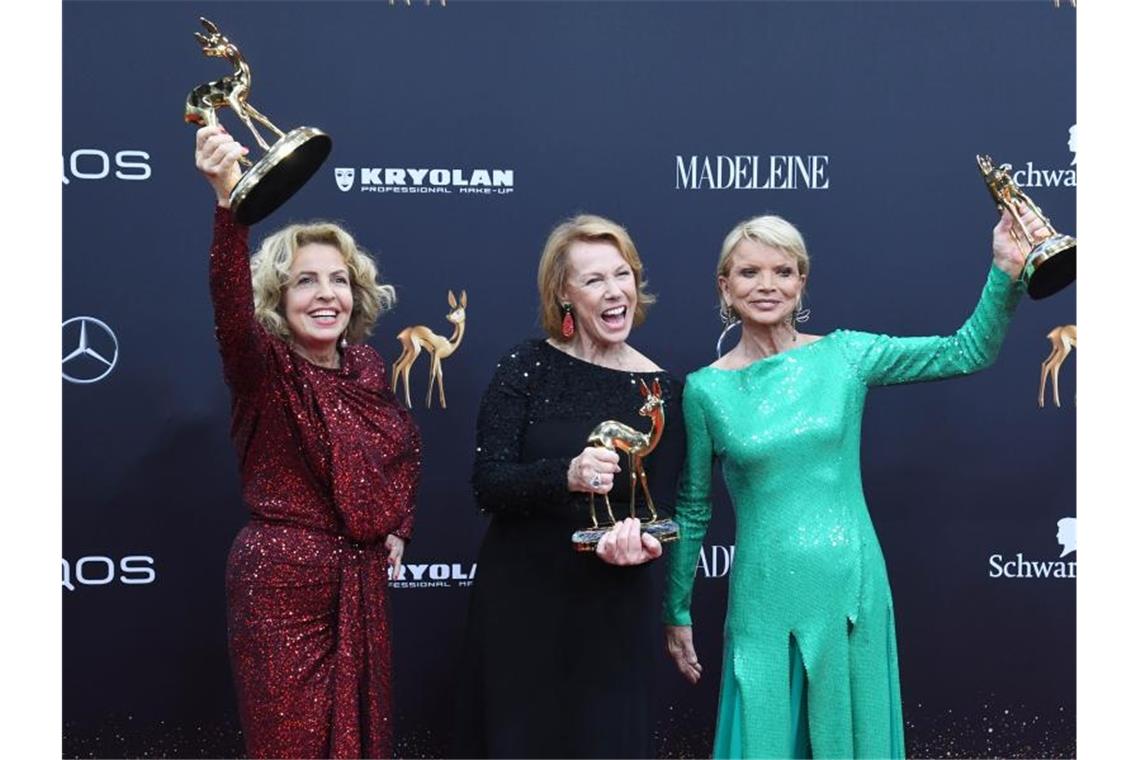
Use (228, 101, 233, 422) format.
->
(63, 1, 1075, 757)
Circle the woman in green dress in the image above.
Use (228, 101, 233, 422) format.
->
(662, 207, 1045, 758)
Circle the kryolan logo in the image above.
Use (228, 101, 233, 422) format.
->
(988, 517, 1076, 580)
(388, 561, 477, 589)
(675, 154, 830, 190)
(335, 167, 355, 192)
(333, 165, 514, 195)
(62, 148, 151, 184)
(62, 555, 156, 591)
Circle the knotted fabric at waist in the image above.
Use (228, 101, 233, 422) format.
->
(234, 518, 393, 758)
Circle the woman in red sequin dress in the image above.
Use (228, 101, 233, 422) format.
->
(195, 126, 422, 759)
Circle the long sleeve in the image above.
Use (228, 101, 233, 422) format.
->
(208, 205, 269, 396)
(471, 346, 574, 517)
(838, 264, 1023, 387)
(663, 378, 715, 626)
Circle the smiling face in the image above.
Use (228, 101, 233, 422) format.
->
(560, 240, 638, 349)
(283, 242, 354, 357)
(719, 238, 806, 330)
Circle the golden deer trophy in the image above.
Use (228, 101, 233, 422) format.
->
(571, 378, 679, 551)
(976, 154, 1076, 300)
(1039, 325, 1076, 408)
(184, 18, 332, 225)
(391, 290, 467, 409)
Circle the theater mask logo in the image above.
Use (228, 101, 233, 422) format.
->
(335, 167, 355, 192)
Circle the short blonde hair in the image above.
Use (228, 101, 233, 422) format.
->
(716, 215, 810, 302)
(249, 222, 395, 345)
(536, 214, 656, 341)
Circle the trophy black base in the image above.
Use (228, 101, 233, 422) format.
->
(571, 519, 680, 552)
(230, 127, 333, 225)
(1024, 234, 1076, 300)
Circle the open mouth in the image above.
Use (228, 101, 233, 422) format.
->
(309, 309, 341, 326)
(601, 305, 628, 327)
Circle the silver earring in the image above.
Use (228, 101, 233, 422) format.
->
(716, 302, 741, 358)
(788, 299, 810, 342)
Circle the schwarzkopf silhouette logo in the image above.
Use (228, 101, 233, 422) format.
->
(988, 516, 1076, 580)
(335, 167, 355, 192)
(62, 316, 118, 384)
(1056, 516, 1076, 557)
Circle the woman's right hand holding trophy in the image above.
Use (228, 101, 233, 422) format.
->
(194, 125, 247, 208)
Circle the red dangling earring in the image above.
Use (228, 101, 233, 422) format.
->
(561, 302, 575, 338)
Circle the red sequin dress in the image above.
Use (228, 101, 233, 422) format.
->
(209, 206, 422, 759)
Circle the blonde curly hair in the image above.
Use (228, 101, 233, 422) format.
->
(249, 221, 395, 344)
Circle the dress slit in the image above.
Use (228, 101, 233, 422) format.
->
(788, 633, 811, 759)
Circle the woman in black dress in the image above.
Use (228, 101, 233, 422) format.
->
(454, 214, 687, 758)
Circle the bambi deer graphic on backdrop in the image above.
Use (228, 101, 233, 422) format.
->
(1039, 324, 1076, 408)
(184, 18, 284, 160)
(392, 290, 467, 409)
(585, 378, 665, 529)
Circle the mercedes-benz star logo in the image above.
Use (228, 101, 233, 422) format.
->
(62, 316, 118, 384)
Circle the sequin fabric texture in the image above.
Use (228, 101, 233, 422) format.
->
(663, 265, 1023, 758)
(454, 339, 686, 758)
(209, 207, 422, 759)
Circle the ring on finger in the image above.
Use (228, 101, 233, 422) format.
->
(589, 472, 602, 488)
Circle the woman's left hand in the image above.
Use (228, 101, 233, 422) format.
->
(384, 534, 406, 580)
(595, 518, 663, 566)
(992, 202, 1051, 280)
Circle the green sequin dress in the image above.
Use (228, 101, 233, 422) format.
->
(663, 265, 1022, 759)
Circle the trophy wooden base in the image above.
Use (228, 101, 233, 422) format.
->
(230, 127, 332, 225)
(571, 518, 680, 552)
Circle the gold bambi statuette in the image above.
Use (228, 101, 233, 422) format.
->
(571, 379, 680, 551)
(1039, 325, 1076, 408)
(392, 290, 467, 409)
(185, 18, 332, 225)
(976, 155, 1076, 300)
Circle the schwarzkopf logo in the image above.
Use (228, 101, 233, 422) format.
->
(997, 124, 1077, 189)
(333, 165, 514, 196)
(988, 516, 1077, 580)
(675, 154, 830, 190)
(62, 316, 118, 384)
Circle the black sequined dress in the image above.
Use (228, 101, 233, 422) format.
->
(454, 339, 686, 759)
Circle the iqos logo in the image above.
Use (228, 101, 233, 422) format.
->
(62, 555, 156, 590)
(62, 149, 151, 184)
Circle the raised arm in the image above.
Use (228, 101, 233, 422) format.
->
(198, 126, 268, 395)
(839, 207, 1040, 387)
